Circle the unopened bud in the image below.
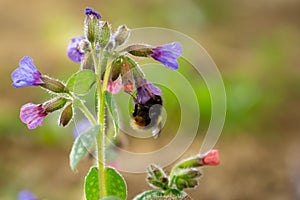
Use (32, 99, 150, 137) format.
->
(201, 149, 220, 166)
(175, 177, 198, 191)
(147, 164, 169, 190)
(147, 164, 166, 180)
(84, 8, 101, 44)
(125, 44, 153, 57)
(59, 103, 73, 127)
(147, 177, 169, 190)
(176, 150, 220, 169)
(40, 76, 67, 93)
(175, 156, 201, 169)
(114, 25, 130, 46)
(44, 97, 67, 113)
(175, 168, 202, 179)
(97, 22, 111, 48)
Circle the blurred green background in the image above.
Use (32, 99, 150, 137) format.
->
(1, 0, 300, 199)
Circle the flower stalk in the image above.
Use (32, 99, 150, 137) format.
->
(93, 46, 110, 198)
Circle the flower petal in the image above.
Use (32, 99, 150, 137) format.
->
(67, 36, 85, 63)
(20, 103, 47, 129)
(136, 80, 162, 104)
(11, 56, 43, 88)
(151, 42, 182, 70)
(106, 77, 123, 94)
(85, 7, 102, 19)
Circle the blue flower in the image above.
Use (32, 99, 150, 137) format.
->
(18, 190, 38, 200)
(11, 56, 43, 88)
(151, 42, 182, 70)
(136, 79, 162, 104)
(20, 103, 48, 129)
(67, 36, 85, 63)
(85, 7, 102, 19)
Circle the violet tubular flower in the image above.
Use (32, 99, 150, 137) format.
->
(151, 42, 183, 70)
(18, 190, 38, 200)
(136, 80, 162, 104)
(20, 103, 48, 129)
(11, 56, 43, 88)
(67, 36, 86, 63)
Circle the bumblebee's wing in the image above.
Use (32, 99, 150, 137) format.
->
(152, 117, 162, 138)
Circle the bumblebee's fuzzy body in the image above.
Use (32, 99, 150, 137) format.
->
(131, 95, 162, 131)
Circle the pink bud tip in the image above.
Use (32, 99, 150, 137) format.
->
(202, 149, 220, 165)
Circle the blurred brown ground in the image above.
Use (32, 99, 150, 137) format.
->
(0, 0, 300, 199)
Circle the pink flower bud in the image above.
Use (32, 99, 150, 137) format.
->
(201, 149, 220, 165)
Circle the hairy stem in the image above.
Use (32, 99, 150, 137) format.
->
(92, 46, 107, 198)
(78, 100, 97, 126)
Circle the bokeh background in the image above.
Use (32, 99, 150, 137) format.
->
(1, 0, 300, 199)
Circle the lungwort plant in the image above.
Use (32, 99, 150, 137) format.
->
(13, 8, 219, 200)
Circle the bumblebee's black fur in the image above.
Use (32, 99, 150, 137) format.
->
(132, 95, 162, 128)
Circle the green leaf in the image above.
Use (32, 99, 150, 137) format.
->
(101, 196, 122, 200)
(169, 189, 188, 197)
(84, 167, 127, 200)
(105, 91, 119, 137)
(66, 70, 96, 95)
(69, 125, 100, 171)
(85, 167, 100, 200)
(105, 167, 127, 200)
(133, 190, 164, 200)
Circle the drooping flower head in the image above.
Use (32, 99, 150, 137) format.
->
(136, 79, 162, 104)
(18, 190, 38, 200)
(20, 103, 48, 129)
(67, 36, 86, 63)
(11, 56, 43, 88)
(151, 42, 182, 70)
(85, 7, 102, 19)
(106, 78, 123, 94)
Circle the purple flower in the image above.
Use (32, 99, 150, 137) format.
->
(18, 190, 38, 200)
(151, 42, 182, 70)
(11, 56, 43, 88)
(67, 36, 86, 63)
(136, 80, 162, 104)
(85, 7, 102, 19)
(20, 103, 48, 129)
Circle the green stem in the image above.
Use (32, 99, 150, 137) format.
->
(92, 46, 108, 198)
(78, 100, 97, 126)
(67, 91, 97, 126)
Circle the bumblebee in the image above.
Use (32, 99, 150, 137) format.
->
(131, 93, 163, 138)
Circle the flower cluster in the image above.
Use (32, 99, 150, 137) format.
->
(11, 7, 220, 200)
(66, 8, 182, 101)
(11, 7, 182, 133)
(144, 150, 220, 197)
